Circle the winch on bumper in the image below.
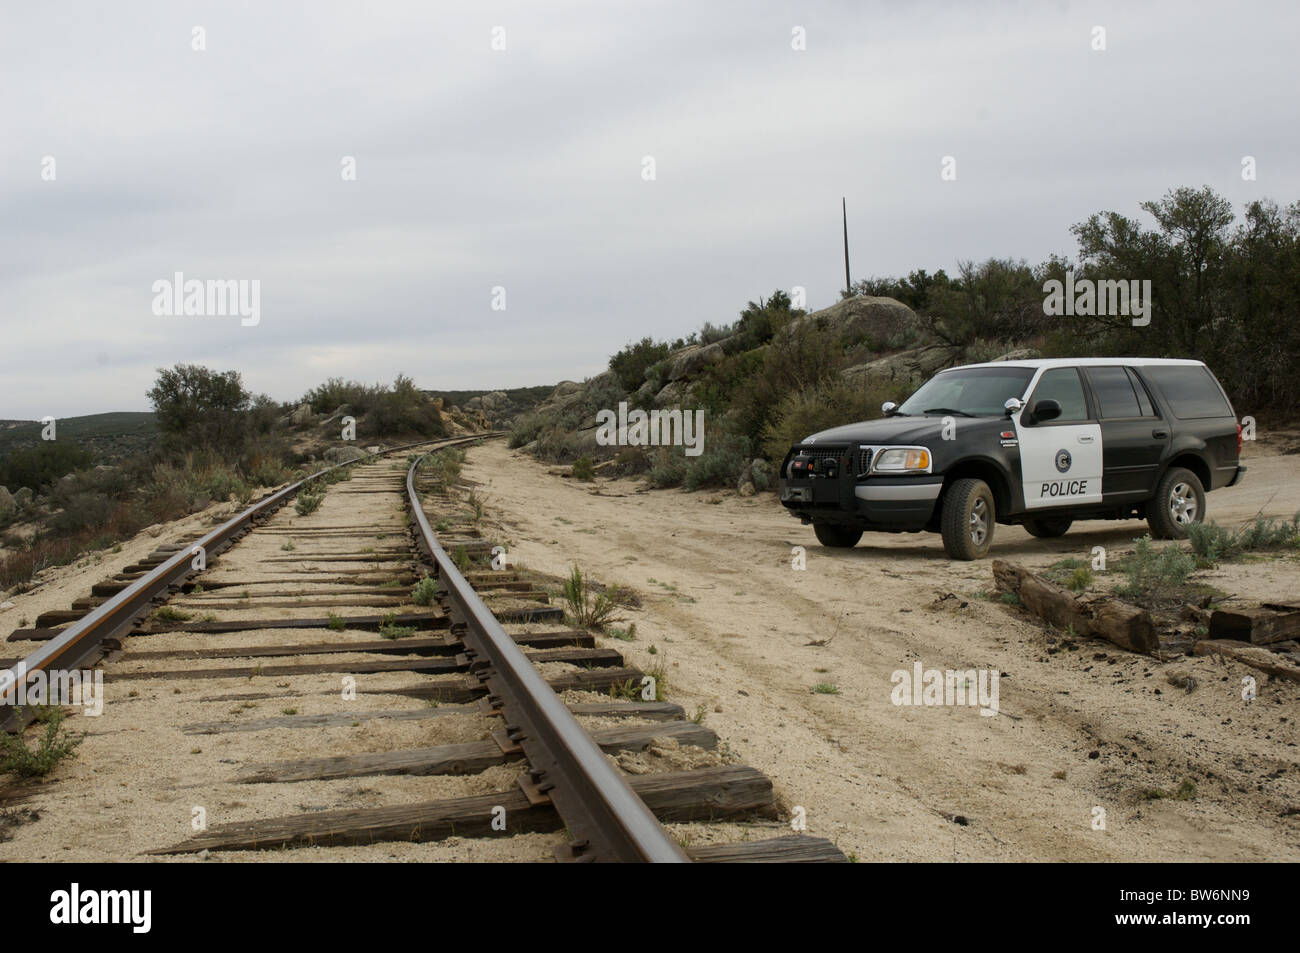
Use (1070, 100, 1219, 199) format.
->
(778, 443, 942, 530)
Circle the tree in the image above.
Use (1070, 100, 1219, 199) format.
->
(146, 364, 252, 452)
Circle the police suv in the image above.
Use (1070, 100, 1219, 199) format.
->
(778, 358, 1246, 560)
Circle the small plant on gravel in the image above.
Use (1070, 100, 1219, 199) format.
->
(327, 612, 346, 631)
(153, 606, 192, 623)
(561, 565, 625, 630)
(280, 540, 296, 552)
(0, 706, 82, 778)
(571, 456, 595, 482)
(191, 584, 205, 594)
(411, 576, 438, 606)
(645, 659, 669, 700)
(281, 708, 298, 716)
(380, 622, 416, 640)
(811, 682, 840, 695)
(452, 544, 471, 573)
(607, 678, 639, 701)
(606, 623, 637, 641)
(435, 519, 450, 532)
(999, 591, 1021, 606)
(1066, 566, 1093, 592)
(294, 483, 325, 516)
(690, 704, 707, 725)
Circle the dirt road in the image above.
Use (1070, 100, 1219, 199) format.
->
(466, 438, 1300, 862)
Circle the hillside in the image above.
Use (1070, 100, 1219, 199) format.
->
(0, 412, 158, 463)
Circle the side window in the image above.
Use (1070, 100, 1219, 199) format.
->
(1124, 368, 1157, 417)
(1029, 368, 1088, 422)
(1085, 366, 1142, 418)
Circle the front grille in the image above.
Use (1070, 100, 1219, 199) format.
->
(856, 448, 873, 479)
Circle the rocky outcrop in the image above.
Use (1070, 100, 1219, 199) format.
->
(289, 402, 314, 426)
(666, 342, 725, 382)
(990, 347, 1041, 362)
(781, 295, 920, 348)
(840, 344, 962, 386)
(0, 486, 13, 520)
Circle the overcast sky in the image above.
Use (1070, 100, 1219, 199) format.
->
(3, 1, 1296, 419)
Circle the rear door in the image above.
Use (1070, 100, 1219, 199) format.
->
(1082, 365, 1167, 502)
(1014, 366, 1103, 510)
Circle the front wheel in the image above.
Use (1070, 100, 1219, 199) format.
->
(1024, 516, 1072, 538)
(813, 522, 863, 548)
(1147, 467, 1205, 539)
(941, 478, 995, 560)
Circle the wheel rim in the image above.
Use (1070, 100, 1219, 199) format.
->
(1169, 482, 1198, 525)
(969, 497, 989, 545)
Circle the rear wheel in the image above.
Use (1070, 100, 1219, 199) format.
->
(941, 478, 995, 560)
(1023, 516, 1072, 538)
(813, 522, 863, 548)
(1147, 467, 1205, 539)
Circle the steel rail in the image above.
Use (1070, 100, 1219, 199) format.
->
(406, 453, 689, 863)
(0, 434, 493, 723)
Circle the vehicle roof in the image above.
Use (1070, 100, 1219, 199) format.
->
(952, 357, 1206, 371)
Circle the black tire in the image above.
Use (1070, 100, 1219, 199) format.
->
(941, 478, 995, 560)
(1023, 516, 1073, 538)
(1147, 467, 1206, 540)
(813, 522, 863, 548)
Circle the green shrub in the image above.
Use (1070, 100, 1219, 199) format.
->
(1066, 566, 1093, 592)
(1187, 521, 1236, 566)
(646, 450, 687, 488)
(684, 434, 751, 491)
(572, 456, 595, 481)
(508, 412, 546, 448)
(0, 707, 82, 777)
(294, 484, 325, 515)
(411, 576, 439, 606)
(561, 565, 624, 630)
(609, 338, 671, 391)
(1118, 536, 1194, 599)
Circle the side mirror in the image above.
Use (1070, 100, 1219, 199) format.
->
(1030, 399, 1061, 423)
(1004, 397, 1023, 417)
(881, 401, 898, 417)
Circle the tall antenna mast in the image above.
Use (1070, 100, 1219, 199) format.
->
(842, 197, 852, 296)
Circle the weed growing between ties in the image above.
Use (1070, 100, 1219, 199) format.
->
(294, 483, 325, 516)
(411, 576, 439, 606)
(0, 706, 82, 778)
(1116, 536, 1196, 605)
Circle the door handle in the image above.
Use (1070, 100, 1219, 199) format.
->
(1152, 429, 1168, 439)
(1077, 435, 1094, 444)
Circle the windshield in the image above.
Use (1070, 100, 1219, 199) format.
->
(895, 366, 1035, 417)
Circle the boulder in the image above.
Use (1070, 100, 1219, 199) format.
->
(289, 402, 314, 426)
(666, 342, 725, 382)
(654, 380, 688, 407)
(478, 391, 508, 411)
(14, 487, 33, 507)
(550, 381, 583, 400)
(324, 446, 368, 464)
(0, 486, 13, 520)
(781, 296, 920, 348)
(841, 344, 963, 386)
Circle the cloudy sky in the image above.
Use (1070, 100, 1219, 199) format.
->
(3, 1, 1296, 418)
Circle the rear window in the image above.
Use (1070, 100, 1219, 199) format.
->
(1085, 366, 1142, 418)
(1141, 365, 1232, 419)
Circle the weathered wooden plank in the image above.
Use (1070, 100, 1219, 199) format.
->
(153, 764, 773, 852)
(235, 720, 715, 783)
(169, 597, 411, 610)
(992, 559, 1157, 654)
(689, 835, 848, 863)
(1210, 605, 1300, 646)
(131, 611, 447, 636)
(1193, 639, 1300, 682)
(107, 646, 625, 682)
(390, 666, 646, 704)
(183, 699, 684, 735)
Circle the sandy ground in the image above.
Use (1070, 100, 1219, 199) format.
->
(463, 438, 1300, 862)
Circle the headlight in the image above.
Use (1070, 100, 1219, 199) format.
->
(872, 446, 932, 473)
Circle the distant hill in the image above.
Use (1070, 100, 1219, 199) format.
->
(422, 385, 554, 423)
(0, 412, 158, 464)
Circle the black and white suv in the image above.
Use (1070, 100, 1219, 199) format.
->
(778, 358, 1246, 560)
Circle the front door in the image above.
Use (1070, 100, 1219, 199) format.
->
(1014, 367, 1103, 510)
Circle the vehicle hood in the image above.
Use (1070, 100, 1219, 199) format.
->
(797, 415, 993, 446)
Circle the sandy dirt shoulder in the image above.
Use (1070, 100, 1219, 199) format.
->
(465, 439, 1300, 862)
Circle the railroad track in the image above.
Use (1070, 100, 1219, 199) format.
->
(0, 435, 845, 862)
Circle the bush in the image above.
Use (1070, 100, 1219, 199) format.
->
(646, 450, 687, 488)
(609, 338, 670, 391)
(0, 707, 82, 778)
(423, 447, 465, 488)
(369, 375, 446, 438)
(572, 456, 595, 481)
(761, 377, 883, 461)
(412, 576, 439, 606)
(508, 412, 546, 448)
(294, 484, 325, 515)
(561, 566, 624, 630)
(1118, 536, 1195, 599)
(1187, 521, 1236, 566)
(683, 433, 752, 491)
(0, 443, 95, 495)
